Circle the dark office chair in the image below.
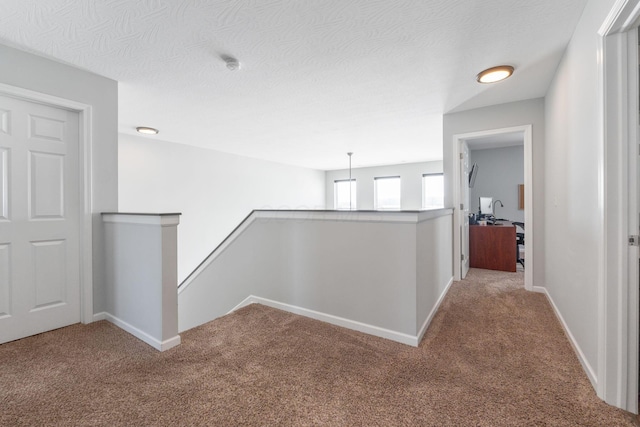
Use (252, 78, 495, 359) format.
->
(512, 222, 525, 268)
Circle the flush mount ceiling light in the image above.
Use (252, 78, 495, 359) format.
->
(476, 65, 514, 84)
(136, 126, 159, 135)
(221, 55, 241, 71)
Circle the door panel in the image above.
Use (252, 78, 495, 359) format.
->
(0, 243, 10, 317)
(30, 151, 65, 218)
(0, 147, 7, 220)
(0, 95, 80, 344)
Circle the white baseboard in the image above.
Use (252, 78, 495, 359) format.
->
(416, 276, 454, 344)
(93, 312, 107, 322)
(231, 295, 420, 347)
(537, 286, 597, 389)
(94, 312, 181, 352)
(228, 295, 256, 313)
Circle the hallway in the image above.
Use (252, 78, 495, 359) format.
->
(0, 268, 635, 425)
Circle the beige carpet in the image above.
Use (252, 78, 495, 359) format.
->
(1, 268, 637, 426)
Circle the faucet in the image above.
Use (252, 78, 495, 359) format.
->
(493, 199, 504, 219)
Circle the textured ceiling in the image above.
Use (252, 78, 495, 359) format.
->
(0, 0, 586, 170)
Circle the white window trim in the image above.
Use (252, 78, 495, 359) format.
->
(374, 176, 401, 210)
(422, 173, 444, 210)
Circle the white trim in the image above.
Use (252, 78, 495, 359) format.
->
(0, 83, 94, 325)
(93, 312, 107, 322)
(229, 275, 455, 346)
(101, 213, 181, 227)
(230, 296, 421, 347)
(596, 17, 608, 405)
(256, 209, 422, 223)
(532, 285, 546, 294)
(452, 135, 462, 281)
(625, 28, 640, 414)
(601, 0, 640, 34)
(417, 208, 454, 222)
(228, 296, 256, 313)
(99, 312, 181, 352)
(416, 276, 454, 343)
(452, 125, 533, 291)
(79, 107, 93, 325)
(598, 0, 640, 412)
(539, 287, 598, 388)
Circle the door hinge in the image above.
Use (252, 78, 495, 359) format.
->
(459, 153, 464, 159)
(461, 254, 465, 261)
(460, 203, 464, 210)
(629, 235, 640, 246)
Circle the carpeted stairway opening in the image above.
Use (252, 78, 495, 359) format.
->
(1, 268, 637, 426)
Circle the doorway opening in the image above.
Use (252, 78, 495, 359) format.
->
(452, 125, 533, 291)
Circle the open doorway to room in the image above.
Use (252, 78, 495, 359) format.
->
(452, 125, 533, 291)
(467, 133, 525, 271)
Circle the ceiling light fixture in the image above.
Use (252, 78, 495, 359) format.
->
(221, 55, 241, 71)
(136, 126, 159, 135)
(476, 65, 514, 84)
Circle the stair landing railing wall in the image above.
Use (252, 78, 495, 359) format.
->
(178, 209, 454, 346)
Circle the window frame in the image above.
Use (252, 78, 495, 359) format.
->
(334, 178, 357, 210)
(374, 175, 401, 210)
(422, 173, 444, 210)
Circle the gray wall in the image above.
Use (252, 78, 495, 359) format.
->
(544, 0, 617, 384)
(0, 44, 118, 315)
(179, 210, 454, 345)
(119, 134, 326, 283)
(469, 145, 524, 222)
(443, 98, 545, 288)
(325, 161, 443, 210)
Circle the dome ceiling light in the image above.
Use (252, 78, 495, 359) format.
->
(476, 65, 514, 84)
(136, 126, 159, 135)
(221, 55, 241, 71)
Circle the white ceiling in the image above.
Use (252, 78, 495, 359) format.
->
(0, 0, 586, 170)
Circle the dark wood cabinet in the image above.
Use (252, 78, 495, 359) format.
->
(469, 224, 516, 272)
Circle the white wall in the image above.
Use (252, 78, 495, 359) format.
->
(325, 161, 443, 210)
(469, 146, 524, 222)
(443, 98, 545, 287)
(0, 44, 118, 315)
(118, 134, 325, 283)
(544, 0, 618, 386)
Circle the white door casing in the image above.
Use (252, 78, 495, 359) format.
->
(597, 0, 640, 412)
(452, 125, 532, 290)
(0, 95, 81, 344)
(461, 141, 470, 279)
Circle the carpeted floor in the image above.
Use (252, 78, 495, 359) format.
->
(1, 268, 637, 426)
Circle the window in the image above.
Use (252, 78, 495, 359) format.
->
(374, 176, 401, 210)
(334, 179, 356, 210)
(422, 173, 444, 209)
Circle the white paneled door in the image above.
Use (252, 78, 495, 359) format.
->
(0, 95, 80, 344)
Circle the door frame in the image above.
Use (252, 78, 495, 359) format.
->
(598, 0, 640, 412)
(0, 83, 94, 325)
(460, 140, 470, 279)
(452, 124, 533, 291)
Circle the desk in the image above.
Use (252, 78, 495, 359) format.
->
(469, 223, 516, 272)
